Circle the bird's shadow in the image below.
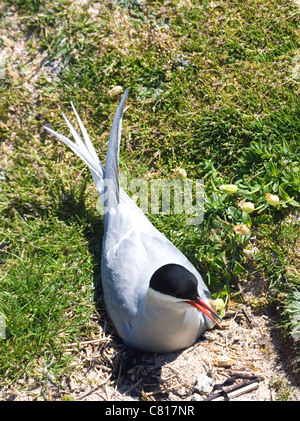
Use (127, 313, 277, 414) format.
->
(109, 346, 190, 400)
(56, 185, 188, 399)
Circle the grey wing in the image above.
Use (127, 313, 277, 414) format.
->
(101, 226, 150, 324)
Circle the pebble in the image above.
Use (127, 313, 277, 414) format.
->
(194, 373, 214, 395)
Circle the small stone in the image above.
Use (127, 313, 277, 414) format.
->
(257, 334, 268, 346)
(202, 331, 216, 341)
(194, 373, 214, 394)
(215, 355, 233, 367)
(191, 393, 201, 401)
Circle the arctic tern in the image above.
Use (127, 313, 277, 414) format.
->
(45, 89, 221, 353)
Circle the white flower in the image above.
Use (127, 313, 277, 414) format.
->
(210, 298, 225, 313)
(265, 193, 280, 207)
(173, 167, 187, 179)
(107, 86, 123, 97)
(233, 223, 250, 236)
(244, 245, 259, 256)
(239, 199, 255, 213)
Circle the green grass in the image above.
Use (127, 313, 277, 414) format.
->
(0, 215, 95, 379)
(1, 0, 300, 385)
(0, 138, 103, 381)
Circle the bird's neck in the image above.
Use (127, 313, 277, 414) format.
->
(137, 288, 188, 335)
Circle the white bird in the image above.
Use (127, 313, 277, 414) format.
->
(45, 89, 221, 353)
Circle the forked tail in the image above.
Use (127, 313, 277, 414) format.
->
(44, 89, 129, 212)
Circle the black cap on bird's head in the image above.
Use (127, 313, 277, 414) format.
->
(149, 263, 221, 327)
(150, 264, 199, 301)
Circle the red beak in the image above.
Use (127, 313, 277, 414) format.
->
(185, 297, 222, 328)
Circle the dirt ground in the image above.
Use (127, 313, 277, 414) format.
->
(85, 304, 300, 402)
(1, 299, 300, 402)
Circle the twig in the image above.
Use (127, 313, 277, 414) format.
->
(114, 358, 123, 392)
(124, 378, 144, 394)
(242, 307, 253, 327)
(66, 338, 109, 348)
(228, 371, 265, 381)
(222, 256, 247, 301)
(207, 381, 260, 401)
(143, 381, 187, 397)
(204, 378, 260, 401)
